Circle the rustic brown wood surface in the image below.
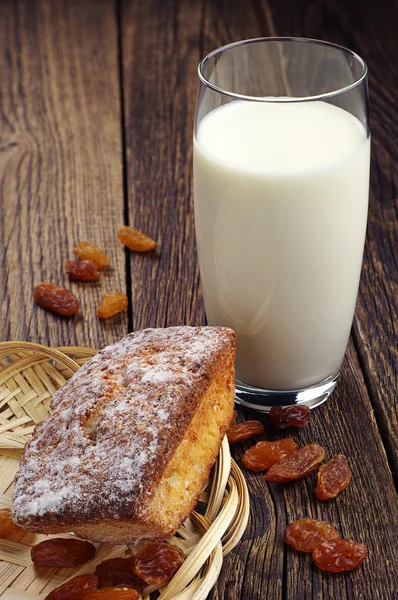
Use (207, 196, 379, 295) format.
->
(0, 0, 127, 350)
(0, 0, 397, 599)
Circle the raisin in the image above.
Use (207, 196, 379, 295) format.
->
(34, 284, 79, 317)
(269, 405, 310, 429)
(97, 292, 128, 319)
(118, 225, 157, 252)
(81, 590, 139, 600)
(95, 557, 144, 590)
(242, 438, 298, 472)
(45, 574, 98, 600)
(0, 508, 22, 538)
(264, 443, 325, 483)
(133, 542, 185, 585)
(227, 420, 264, 444)
(74, 241, 110, 269)
(315, 454, 351, 501)
(312, 538, 366, 572)
(65, 259, 99, 282)
(31, 538, 96, 567)
(284, 518, 340, 552)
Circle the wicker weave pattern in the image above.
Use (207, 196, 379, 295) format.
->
(0, 342, 249, 600)
(0, 343, 93, 457)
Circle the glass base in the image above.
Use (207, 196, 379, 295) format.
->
(235, 371, 340, 413)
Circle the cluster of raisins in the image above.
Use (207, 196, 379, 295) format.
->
(228, 407, 351, 495)
(227, 405, 365, 572)
(285, 519, 366, 572)
(33, 226, 156, 320)
(0, 513, 184, 600)
(42, 540, 184, 599)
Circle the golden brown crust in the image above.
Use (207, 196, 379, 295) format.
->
(72, 353, 235, 542)
(12, 326, 235, 540)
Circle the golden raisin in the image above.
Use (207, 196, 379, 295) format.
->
(312, 538, 366, 572)
(133, 542, 185, 585)
(264, 443, 325, 483)
(315, 454, 351, 501)
(269, 405, 310, 429)
(95, 557, 144, 590)
(284, 518, 340, 552)
(227, 420, 264, 444)
(0, 508, 23, 538)
(97, 292, 128, 319)
(45, 574, 98, 600)
(33, 284, 79, 317)
(118, 225, 157, 252)
(74, 241, 110, 269)
(81, 590, 139, 600)
(242, 438, 297, 471)
(65, 259, 99, 282)
(31, 538, 96, 567)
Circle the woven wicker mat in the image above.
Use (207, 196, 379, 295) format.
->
(0, 342, 249, 600)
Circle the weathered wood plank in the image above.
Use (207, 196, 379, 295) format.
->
(120, 4, 280, 598)
(120, 0, 398, 598)
(260, 0, 398, 483)
(121, 0, 205, 331)
(0, 0, 127, 349)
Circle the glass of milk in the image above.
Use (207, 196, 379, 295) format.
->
(193, 38, 370, 411)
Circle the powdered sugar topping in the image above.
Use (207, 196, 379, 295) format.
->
(13, 326, 234, 525)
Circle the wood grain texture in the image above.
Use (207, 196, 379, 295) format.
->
(121, 0, 205, 330)
(0, 0, 127, 349)
(260, 0, 398, 483)
(121, 0, 398, 598)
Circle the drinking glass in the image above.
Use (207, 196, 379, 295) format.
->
(193, 38, 370, 411)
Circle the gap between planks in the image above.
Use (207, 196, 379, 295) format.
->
(352, 329, 398, 490)
(116, 0, 133, 333)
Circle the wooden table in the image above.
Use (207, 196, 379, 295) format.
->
(0, 0, 397, 598)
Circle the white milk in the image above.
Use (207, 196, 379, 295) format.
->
(194, 100, 370, 390)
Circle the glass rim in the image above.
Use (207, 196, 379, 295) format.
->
(198, 36, 368, 102)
